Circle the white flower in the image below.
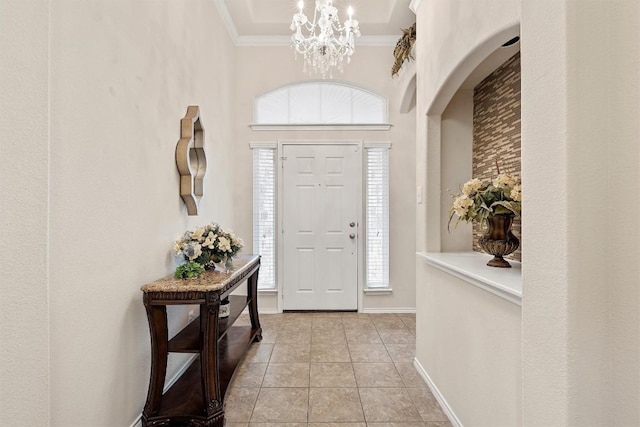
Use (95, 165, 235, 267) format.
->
(493, 173, 518, 190)
(172, 223, 243, 267)
(462, 178, 483, 196)
(229, 232, 242, 247)
(510, 184, 522, 202)
(218, 236, 231, 252)
(202, 236, 215, 249)
(191, 227, 205, 241)
(452, 195, 473, 218)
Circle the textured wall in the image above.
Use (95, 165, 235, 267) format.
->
(47, 1, 238, 425)
(522, 1, 639, 425)
(0, 1, 51, 425)
(440, 90, 474, 253)
(472, 52, 521, 260)
(417, 263, 522, 426)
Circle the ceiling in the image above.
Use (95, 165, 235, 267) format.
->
(216, 0, 416, 45)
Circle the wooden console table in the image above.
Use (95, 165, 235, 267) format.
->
(140, 254, 261, 427)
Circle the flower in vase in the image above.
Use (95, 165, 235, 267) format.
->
(172, 222, 245, 276)
(449, 173, 522, 229)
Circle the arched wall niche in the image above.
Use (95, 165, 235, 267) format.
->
(423, 23, 521, 252)
(415, 6, 525, 425)
(427, 24, 520, 116)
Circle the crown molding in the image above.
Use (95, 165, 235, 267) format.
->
(409, 0, 423, 13)
(236, 34, 399, 47)
(215, 0, 239, 43)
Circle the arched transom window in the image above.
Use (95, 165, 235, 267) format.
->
(254, 82, 388, 125)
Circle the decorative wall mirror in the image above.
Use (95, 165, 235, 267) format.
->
(175, 105, 207, 216)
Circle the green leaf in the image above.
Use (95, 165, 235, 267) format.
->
(174, 261, 205, 279)
(491, 201, 521, 216)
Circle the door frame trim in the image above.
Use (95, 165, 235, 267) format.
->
(277, 139, 364, 313)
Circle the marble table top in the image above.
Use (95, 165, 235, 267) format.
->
(140, 254, 259, 293)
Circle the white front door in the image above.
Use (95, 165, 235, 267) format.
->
(281, 143, 361, 310)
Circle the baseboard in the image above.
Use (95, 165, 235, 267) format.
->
(361, 307, 416, 314)
(413, 358, 463, 427)
(128, 354, 198, 427)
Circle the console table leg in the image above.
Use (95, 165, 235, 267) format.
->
(247, 269, 262, 342)
(200, 302, 222, 418)
(142, 302, 169, 421)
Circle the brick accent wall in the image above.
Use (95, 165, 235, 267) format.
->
(472, 52, 521, 261)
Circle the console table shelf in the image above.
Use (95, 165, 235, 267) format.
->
(167, 295, 250, 353)
(140, 255, 261, 427)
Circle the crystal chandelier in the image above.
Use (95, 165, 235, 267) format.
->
(290, 0, 361, 78)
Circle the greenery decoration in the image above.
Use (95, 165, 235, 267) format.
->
(392, 23, 416, 77)
(174, 262, 205, 279)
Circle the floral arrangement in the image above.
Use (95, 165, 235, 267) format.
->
(448, 173, 522, 229)
(173, 223, 243, 278)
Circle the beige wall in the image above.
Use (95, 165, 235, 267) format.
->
(233, 46, 417, 313)
(440, 89, 473, 252)
(521, 1, 639, 425)
(417, 264, 522, 426)
(2, 0, 238, 425)
(415, 0, 639, 426)
(0, 0, 51, 425)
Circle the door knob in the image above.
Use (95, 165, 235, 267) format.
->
(349, 222, 356, 227)
(349, 233, 356, 239)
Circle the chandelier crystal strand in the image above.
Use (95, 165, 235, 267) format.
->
(290, 0, 361, 78)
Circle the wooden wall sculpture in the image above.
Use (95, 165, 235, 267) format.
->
(175, 106, 207, 216)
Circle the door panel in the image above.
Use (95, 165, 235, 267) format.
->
(282, 144, 360, 310)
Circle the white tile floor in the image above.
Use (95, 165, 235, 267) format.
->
(225, 312, 451, 427)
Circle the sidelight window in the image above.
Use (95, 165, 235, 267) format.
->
(251, 144, 276, 290)
(365, 143, 390, 289)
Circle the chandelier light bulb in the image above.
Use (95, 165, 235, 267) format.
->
(289, 0, 361, 78)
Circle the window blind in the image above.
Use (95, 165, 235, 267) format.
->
(366, 147, 390, 288)
(254, 82, 387, 124)
(252, 148, 276, 290)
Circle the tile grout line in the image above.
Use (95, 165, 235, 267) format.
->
(235, 312, 431, 425)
